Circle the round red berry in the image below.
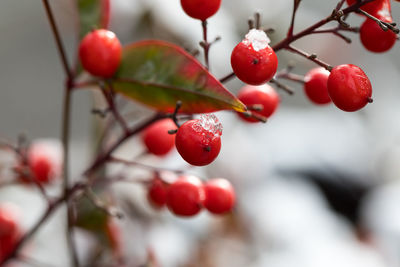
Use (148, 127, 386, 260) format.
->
(142, 119, 177, 156)
(203, 178, 235, 214)
(175, 115, 222, 166)
(360, 16, 397, 53)
(304, 67, 331, 105)
(346, 0, 385, 16)
(79, 29, 122, 78)
(237, 84, 279, 123)
(166, 176, 204, 217)
(231, 29, 278, 85)
(327, 64, 372, 112)
(147, 178, 169, 209)
(180, 0, 221, 21)
(26, 141, 62, 184)
(0, 204, 19, 237)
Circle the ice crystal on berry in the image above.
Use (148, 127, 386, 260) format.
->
(192, 114, 223, 137)
(243, 29, 270, 51)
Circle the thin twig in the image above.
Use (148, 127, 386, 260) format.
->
(84, 113, 165, 177)
(358, 9, 400, 33)
(100, 82, 129, 134)
(269, 78, 295, 95)
(108, 156, 184, 174)
(288, 0, 301, 37)
(286, 45, 333, 71)
(41, 0, 79, 265)
(0, 183, 87, 265)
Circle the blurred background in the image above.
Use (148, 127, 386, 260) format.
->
(1, 0, 400, 266)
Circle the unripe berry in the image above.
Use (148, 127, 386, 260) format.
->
(237, 84, 279, 123)
(327, 64, 372, 112)
(175, 114, 222, 166)
(203, 178, 235, 214)
(180, 0, 221, 21)
(303, 67, 331, 105)
(166, 176, 204, 217)
(79, 29, 122, 78)
(147, 177, 168, 209)
(231, 29, 278, 85)
(360, 16, 397, 53)
(142, 119, 177, 156)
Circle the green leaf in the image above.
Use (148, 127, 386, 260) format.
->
(75, 196, 108, 232)
(77, 0, 110, 39)
(112, 40, 246, 114)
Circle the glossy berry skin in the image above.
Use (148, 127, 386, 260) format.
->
(231, 41, 278, 85)
(175, 118, 222, 166)
(327, 64, 372, 112)
(142, 119, 177, 156)
(203, 178, 235, 214)
(304, 67, 331, 105)
(147, 178, 168, 208)
(360, 16, 397, 53)
(180, 0, 221, 21)
(166, 176, 204, 217)
(237, 84, 279, 123)
(79, 29, 122, 78)
(346, 0, 385, 16)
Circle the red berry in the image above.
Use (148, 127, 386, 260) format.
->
(142, 119, 177, 156)
(231, 29, 278, 85)
(0, 231, 19, 262)
(180, 0, 221, 21)
(303, 67, 331, 105)
(237, 84, 279, 123)
(0, 204, 19, 237)
(327, 64, 372, 112)
(360, 16, 397, 53)
(79, 29, 122, 78)
(203, 178, 235, 214)
(175, 115, 222, 166)
(147, 178, 169, 208)
(346, 0, 385, 16)
(27, 141, 62, 184)
(166, 176, 204, 217)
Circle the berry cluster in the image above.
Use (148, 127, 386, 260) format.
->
(352, 0, 397, 53)
(0, 204, 21, 262)
(303, 65, 372, 112)
(142, 115, 222, 167)
(147, 175, 235, 217)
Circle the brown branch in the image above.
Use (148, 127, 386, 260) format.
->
(286, 45, 333, 71)
(358, 9, 400, 33)
(41, 0, 78, 265)
(269, 78, 295, 95)
(288, 0, 302, 37)
(0, 182, 87, 265)
(100, 82, 129, 134)
(84, 113, 165, 178)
